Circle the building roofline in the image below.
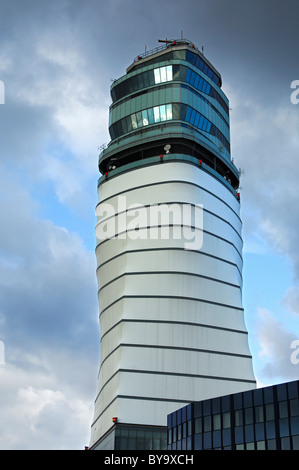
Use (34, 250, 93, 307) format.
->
(126, 38, 222, 87)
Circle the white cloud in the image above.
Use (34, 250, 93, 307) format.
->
(255, 307, 299, 384)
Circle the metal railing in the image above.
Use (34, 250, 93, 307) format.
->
(133, 38, 197, 62)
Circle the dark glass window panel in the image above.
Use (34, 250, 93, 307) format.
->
(267, 439, 277, 450)
(222, 412, 231, 428)
(288, 381, 298, 399)
(143, 71, 150, 88)
(245, 408, 254, 425)
(213, 414, 221, 430)
(263, 386, 274, 404)
(172, 102, 180, 120)
(255, 422, 265, 441)
(203, 432, 212, 449)
(213, 430, 221, 448)
(291, 416, 299, 435)
(266, 404, 275, 421)
(193, 401, 202, 418)
(279, 418, 290, 437)
(277, 382, 287, 401)
(221, 396, 230, 412)
(138, 73, 144, 89)
(204, 415, 212, 432)
(279, 401, 289, 418)
(235, 426, 244, 445)
(255, 405, 264, 423)
(243, 390, 253, 408)
(222, 428, 231, 446)
(194, 433, 202, 450)
(173, 64, 181, 81)
(254, 388, 263, 406)
(182, 406, 187, 423)
(281, 437, 291, 450)
(177, 424, 182, 441)
(245, 424, 254, 442)
(234, 393, 243, 410)
(292, 435, 299, 449)
(235, 410, 243, 426)
(126, 115, 133, 133)
(194, 417, 202, 434)
(265, 421, 276, 439)
(182, 422, 187, 439)
(187, 404, 192, 421)
(290, 398, 299, 416)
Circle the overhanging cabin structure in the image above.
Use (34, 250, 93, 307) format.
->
(89, 38, 256, 450)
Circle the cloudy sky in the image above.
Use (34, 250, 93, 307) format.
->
(0, 0, 299, 450)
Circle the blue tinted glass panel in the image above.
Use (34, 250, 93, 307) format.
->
(279, 418, 289, 437)
(189, 71, 196, 86)
(194, 112, 200, 127)
(185, 106, 192, 122)
(186, 68, 192, 84)
(190, 108, 196, 124)
(205, 121, 211, 132)
(198, 115, 204, 129)
(194, 74, 199, 88)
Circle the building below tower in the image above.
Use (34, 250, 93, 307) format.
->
(167, 379, 299, 450)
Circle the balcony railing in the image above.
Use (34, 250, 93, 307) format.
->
(133, 38, 197, 62)
(97, 153, 240, 201)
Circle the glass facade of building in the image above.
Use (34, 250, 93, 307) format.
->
(167, 380, 299, 450)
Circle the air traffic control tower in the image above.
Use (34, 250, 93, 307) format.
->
(89, 38, 256, 450)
